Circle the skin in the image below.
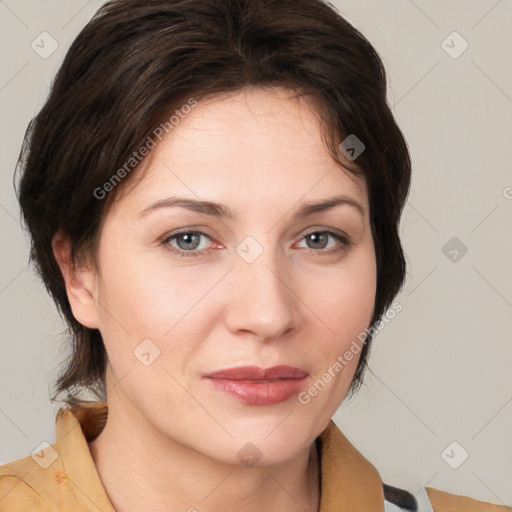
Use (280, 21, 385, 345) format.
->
(53, 86, 377, 512)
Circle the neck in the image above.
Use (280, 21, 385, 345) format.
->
(88, 397, 321, 512)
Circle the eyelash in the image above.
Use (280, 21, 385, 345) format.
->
(160, 229, 351, 258)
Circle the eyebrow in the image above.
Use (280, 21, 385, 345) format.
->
(138, 194, 366, 220)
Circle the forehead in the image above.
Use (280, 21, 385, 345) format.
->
(114, 86, 368, 212)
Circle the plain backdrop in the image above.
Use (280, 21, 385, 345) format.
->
(0, 0, 511, 506)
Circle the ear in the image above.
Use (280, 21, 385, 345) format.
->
(52, 229, 100, 329)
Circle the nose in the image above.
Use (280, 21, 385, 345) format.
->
(223, 246, 302, 342)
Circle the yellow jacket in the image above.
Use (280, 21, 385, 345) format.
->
(0, 401, 509, 511)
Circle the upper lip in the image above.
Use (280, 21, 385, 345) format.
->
(203, 365, 308, 380)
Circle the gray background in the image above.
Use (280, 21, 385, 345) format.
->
(0, 0, 511, 506)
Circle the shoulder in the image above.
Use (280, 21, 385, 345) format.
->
(0, 446, 60, 512)
(383, 483, 511, 512)
(425, 486, 512, 512)
(0, 460, 46, 511)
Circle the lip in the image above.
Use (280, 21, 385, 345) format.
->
(203, 365, 308, 405)
(204, 365, 308, 380)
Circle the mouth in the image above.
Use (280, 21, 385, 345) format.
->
(202, 365, 308, 405)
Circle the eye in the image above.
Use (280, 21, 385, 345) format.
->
(161, 230, 213, 258)
(161, 228, 351, 259)
(296, 230, 350, 253)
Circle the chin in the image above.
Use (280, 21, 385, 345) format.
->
(212, 415, 315, 467)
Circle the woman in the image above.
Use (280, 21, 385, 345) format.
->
(0, 0, 508, 511)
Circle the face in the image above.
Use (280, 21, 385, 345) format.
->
(71, 86, 376, 466)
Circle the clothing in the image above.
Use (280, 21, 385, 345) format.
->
(0, 401, 509, 511)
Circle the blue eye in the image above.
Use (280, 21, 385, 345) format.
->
(162, 230, 212, 258)
(161, 229, 350, 258)
(297, 230, 350, 251)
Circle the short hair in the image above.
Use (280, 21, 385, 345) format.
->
(16, 0, 411, 406)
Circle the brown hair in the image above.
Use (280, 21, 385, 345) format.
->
(16, 0, 411, 407)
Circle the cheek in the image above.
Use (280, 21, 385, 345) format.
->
(301, 248, 375, 398)
(94, 253, 220, 375)
(313, 252, 376, 340)
(97, 251, 206, 333)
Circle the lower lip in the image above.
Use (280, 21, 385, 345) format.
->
(205, 377, 307, 405)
